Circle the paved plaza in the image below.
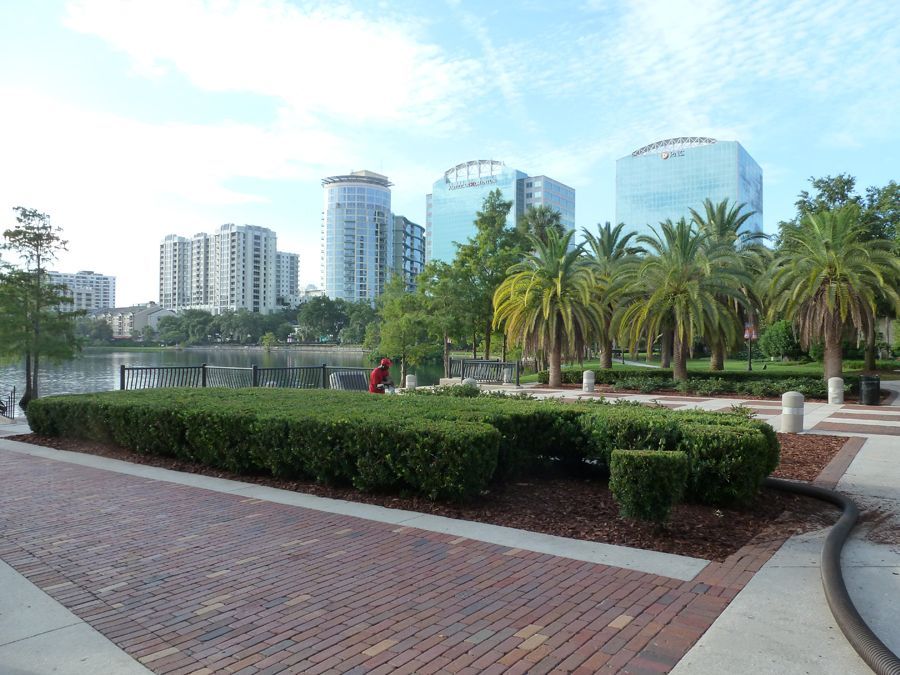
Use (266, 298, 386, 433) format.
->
(1, 385, 899, 674)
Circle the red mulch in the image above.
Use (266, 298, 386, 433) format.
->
(9, 432, 846, 562)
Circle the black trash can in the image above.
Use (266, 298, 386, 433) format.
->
(859, 374, 880, 406)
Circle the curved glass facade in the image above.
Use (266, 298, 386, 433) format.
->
(321, 171, 392, 303)
(616, 140, 763, 237)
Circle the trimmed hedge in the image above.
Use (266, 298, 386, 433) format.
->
(609, 450, 689, 523)
(538, 366, 856, 398)
(25, 388, 778, 505)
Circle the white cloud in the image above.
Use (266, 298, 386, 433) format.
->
(63, 0, 484, 131)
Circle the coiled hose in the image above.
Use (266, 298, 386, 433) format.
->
(764, 477, 900, 675)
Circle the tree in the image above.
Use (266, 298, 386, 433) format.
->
(493, 229, 602, 388)
(758, 320, 800, 361)
(156, 315, 188, 345)
(417, 261, 470, 377)
(1, 208, 82, 408)
(339, 301, 378, 344)
(768, 205, 900, 380)
(260, 331, 277, 351)
(297, 296, 347, 342)
(689, 198, 765, 370)
(454, 189, 525, 359)
(375, 275, 432, 384)
(518, 205, 565, 244)
(613, 219, 751, 381)
(581, 221, 643, 369)
(795, 173, 860, 215)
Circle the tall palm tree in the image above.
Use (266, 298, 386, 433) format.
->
(581, 222, 643, 368)
(613, 219, 751, 381)
(689, 198, 766, 370)
(768, 206, 900, 380)
(518, 205, 565, 244)
(493, 229, 602, 388)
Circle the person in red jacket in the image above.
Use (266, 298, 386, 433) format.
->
(369, 358, 394, 393)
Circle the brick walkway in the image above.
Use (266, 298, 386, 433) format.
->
(0, 450, 782, 675)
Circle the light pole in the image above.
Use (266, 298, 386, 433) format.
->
(744, 322, 758, 371)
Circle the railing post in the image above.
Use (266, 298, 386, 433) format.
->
(201, 363, 207, 388)
(119, 364, 126, 390)
(251, 364, 258, 387)
(322, 363, 328, 389)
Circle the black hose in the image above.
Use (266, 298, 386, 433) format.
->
(764, 477, 900, 675)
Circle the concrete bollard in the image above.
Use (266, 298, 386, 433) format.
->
(781, 391, 804, 433)
(405, 374, 417, 390)
(582, 370, 595, 393)
(462, 377, 479, 388)
(828, 377, 844, 405)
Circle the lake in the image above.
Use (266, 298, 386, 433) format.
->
(0, 347, 444, 399)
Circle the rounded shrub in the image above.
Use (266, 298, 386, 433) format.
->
(609, 449, 689, 523)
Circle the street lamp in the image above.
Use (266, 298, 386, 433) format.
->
(744, 322, 758, 371)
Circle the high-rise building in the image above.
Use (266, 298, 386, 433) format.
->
(276, 251, 300, 306)
(392, 216, 425, 292)
(159, 225, 286, 314)
(48, 270, 116, 310)
(321, 170, 393, 303)
(159, 235, 191, 310)
(426, 160, 575, 263)
(616, 137, 763, 237)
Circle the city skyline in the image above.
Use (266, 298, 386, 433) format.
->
(1, 0, 898, 306)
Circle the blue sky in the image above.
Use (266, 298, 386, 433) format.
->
(1, 0, 898, 305)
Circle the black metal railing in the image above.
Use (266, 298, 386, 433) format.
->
(1, 384, 15, 420)
(119, 364, 371, 392)
(449, 358, 520, 386)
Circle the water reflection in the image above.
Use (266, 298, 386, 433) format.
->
(0, 348, 443, 396)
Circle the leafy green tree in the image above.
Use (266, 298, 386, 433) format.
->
(260, 331, 277, 351)
(417, 261, 471, 377)
(758, 319, 800, 361)
(375, 275, 432, 384)
(689, 198, 765, 370)
(518, 205, 565, 244)
(494, 229, 602, 387)
(795, 173, 861, 215)
(297, 296, 347, 342)
(140, 324, 157, 343)
(582, 221, 643, 368)
(768, 205, 900, 379)
(454, 189, 525, 359)
(614, 219, 751, 381)
(75, 316, 114, 344)
(1, 208, 82, 408)
(156, 315, 187, 345)
(339, 301, 378, 344)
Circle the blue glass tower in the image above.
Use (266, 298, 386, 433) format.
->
(616, 138, 763, 237)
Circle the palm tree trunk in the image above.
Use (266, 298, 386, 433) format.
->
(599, 335, 612, 369)
(501, 334, 507, 363)
(673, 331, 689, 381)
(864, 323, 877, 371)
(823, 322, 843, 380)
(484, 320, 492, 360)
(548, 338, 562, 388)
(710, 341, 725, 371)
(661, 330, 672, 369)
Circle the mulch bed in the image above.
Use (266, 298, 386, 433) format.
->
(8, 432, 845, 562)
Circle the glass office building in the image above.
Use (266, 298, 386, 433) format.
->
(616, 138, 763, 237)
(321, 170, 392, 303)
(426, 160, 575, 263)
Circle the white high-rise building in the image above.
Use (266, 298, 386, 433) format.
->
(159, 235, 191, 310)
(48, 270, 116, 310)
(159, 225, 286, 314)
(276, 251, 300, 307)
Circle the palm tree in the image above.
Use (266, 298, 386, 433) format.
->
(518, 205, 565, 244)
(581, 222, 643, 368)
(493, 229, 602, 388)
(768, 206, 900, 380)
(613, 219, 751, 381)
(689, 199, 766, 370)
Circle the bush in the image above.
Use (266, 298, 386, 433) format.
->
(609, 450, 688, 523)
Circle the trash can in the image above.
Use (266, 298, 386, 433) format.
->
(859, 375, 880, 406)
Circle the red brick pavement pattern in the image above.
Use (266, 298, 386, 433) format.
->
(0, 452, 788, 674)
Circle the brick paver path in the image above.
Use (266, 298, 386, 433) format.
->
(0, 451, 778, 674)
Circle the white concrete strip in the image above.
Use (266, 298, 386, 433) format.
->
(0, 439, 708, 581)
(818, 416, 900, 428)
(0, 561, 151, 674)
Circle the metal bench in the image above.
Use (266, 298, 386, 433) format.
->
(328, 370, 370, 391)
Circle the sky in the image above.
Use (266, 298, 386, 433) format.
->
(1, 0, 898, 306)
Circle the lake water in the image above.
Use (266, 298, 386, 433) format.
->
(0, 348, 444, 398)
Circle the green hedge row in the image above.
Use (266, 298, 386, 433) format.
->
(25, 389, 778, 505)
(538, 366, 856, 398)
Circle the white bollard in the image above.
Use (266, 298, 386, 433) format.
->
(828, 377, 844, 405)
(781, 391, 804, 433)
(405, 374, 417, 390)
(582, 370, 595, 392)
